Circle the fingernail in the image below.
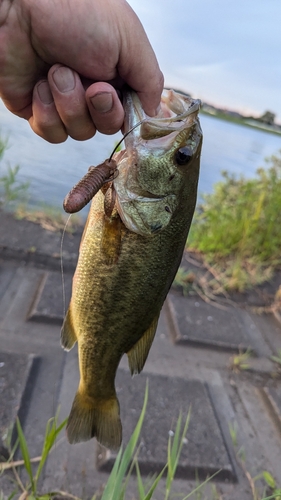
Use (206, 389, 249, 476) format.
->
(146, 104, 161, 117)
(155, 104, 161, 115)
(52, 67, 75, 92)
(90, 92, 113, 113)
(37, 81, 53, 104)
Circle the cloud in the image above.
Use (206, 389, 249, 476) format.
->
(127, 0, 281, 121)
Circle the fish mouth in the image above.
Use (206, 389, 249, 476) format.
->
(122, 89, 201, 152)
(123, 89, 201, 126)
(113, 89, 202, 236)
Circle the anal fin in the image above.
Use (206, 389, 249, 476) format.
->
(127, 314, 159, 375)
(61, 306, 77, 351)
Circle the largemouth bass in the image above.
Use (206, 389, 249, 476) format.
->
(61, 89, 202, 449)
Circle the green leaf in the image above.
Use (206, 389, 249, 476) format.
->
(7, 490, 18, 500)
(262, 493, 281, 500)
(263, 470, 276, 489)
(228, 421, 238, 447)
(101, 381, 149, 500)
(165, 409, 191, 499)
(16, 418, 35, 492)
(135, 461, 146, 499)
(143, 465, 167, 500)
(270, 355, 281, 366)
(34, 416, 67, 485)
(181, 470, 221, 500)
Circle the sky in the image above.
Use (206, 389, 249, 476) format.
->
(127, 0, 281, 122)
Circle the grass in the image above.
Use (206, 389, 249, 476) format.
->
(15, 204, 82, 233)
(0, 139, 30, 210)
(0, 130, 281, 499)
(185, 150, 281, 294)
(1, 387, 281, 499)
(270, 349, 281, 368)
(229, 349, 253, 372)
(0, 413, 67, 499)
(1, 132, 280, 293)
(0, 385, 219, 500)
(229, 423, 281, 500)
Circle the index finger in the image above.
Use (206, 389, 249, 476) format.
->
(117, 4, 164, 116)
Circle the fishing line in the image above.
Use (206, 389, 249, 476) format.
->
(47, 214, 72, 458)
(108, 120, 146, 161)
(60, 214, 72, 319)
(108, 113, 181, 161)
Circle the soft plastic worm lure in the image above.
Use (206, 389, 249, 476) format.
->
(63, 121, 144, 214)
(63, 158, 118, 213)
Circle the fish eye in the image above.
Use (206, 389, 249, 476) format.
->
(174, 147, 193, 166)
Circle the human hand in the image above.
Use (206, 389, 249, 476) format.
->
(0, 0, 163, 143)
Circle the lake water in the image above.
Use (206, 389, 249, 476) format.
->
(0, 100, 280, 212)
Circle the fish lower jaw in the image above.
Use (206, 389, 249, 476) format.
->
(116, 199, 172, 237)
(115, 198, 141, 234)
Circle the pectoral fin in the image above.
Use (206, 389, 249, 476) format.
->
(101, 212, 122, 265)
(127, 314, 159, 375)
(61, 306, 77, 351)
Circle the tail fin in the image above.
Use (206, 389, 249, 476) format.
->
(66, 390, 122, 449)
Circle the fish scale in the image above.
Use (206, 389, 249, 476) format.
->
(61, 89, 202, 449)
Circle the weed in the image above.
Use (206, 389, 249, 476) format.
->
(0, 135, 30, 210)
(228, 421, 238, 448)
(229, 348, 253, 372)
(0, 413, 67, 499)
(173, 267, 196, 296)
(270, 349, 281, 367)
(2, 394, 280, 499)
(0, 136, 8, 163)
(261, 472, 281, 500)
(229, 422, 281, 500)
(0, 387, 218, 500)
(0, 164, 29, 209)
(250, 286, 281, 328)
(94, 389, 216, 500)
(187, 150, 281, 292)
(15, 204, 82, 233)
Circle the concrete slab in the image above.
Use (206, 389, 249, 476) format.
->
(28, 271, 72, 325)
(0, 351, 34, 454)
(43, 352, 239, 499)
(0, 332, 66, 460)
(260, 385, 281, 434)
(166, 292, 268, 354)
(235, 382, 281, 486)
(0, 212, 81, 272)
(42, 348, 103, 498)
(0, 267, 61, 346)
(0, 261, 17, 302)
(248, 310, 281, 356)
(97, 369, 235, 481)
(0, 211, 279, 499)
